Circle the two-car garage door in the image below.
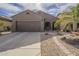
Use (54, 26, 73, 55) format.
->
(16, 21, 42, 32)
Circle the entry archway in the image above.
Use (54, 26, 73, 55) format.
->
(44, 22, 51, 31)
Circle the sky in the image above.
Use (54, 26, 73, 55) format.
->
(0, 3, 77, 17)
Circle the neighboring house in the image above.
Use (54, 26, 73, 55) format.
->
(0, 16, 12, 31)
(11, 10, 58, 32)
(73, 19, 79, 31)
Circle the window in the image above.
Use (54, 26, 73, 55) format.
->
(26, 12, 30, 14)
(77, 23, 79, 28)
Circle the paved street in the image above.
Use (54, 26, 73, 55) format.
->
(0, 32, 41, 56)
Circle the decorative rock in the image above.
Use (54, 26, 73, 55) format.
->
(45, 33, 49, 35)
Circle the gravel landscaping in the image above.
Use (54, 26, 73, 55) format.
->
(41, 32, 67, 56)
(41, 32, 79, 56)
(59, 34, 79, 56)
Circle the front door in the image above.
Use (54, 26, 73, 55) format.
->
(44, 22, 51, 31)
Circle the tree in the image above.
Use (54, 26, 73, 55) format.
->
(55, 11, 72, 31)
(0, 20, 6, 35)
(70, 4, 79, 31)
(55, 4, 79, 31)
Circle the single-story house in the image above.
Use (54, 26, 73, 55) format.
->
(11, 10, 58, 32)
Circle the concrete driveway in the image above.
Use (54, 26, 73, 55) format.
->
(0, 32, 41, 56)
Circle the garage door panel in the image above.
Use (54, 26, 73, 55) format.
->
(16, 21, 41, 32)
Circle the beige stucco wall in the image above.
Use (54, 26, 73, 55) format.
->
(12, 10, 44, 32)
(12, 10, 42, 21)
(36, 11, 58, 23)
(36, 11, 58, 30)
(12, 10, 58, 32)
(11, 21, 16, 32)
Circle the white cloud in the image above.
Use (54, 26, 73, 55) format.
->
(18, 3, 42, 11)
(0, 3, 22, 13)
(0, 3, 77, 17)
